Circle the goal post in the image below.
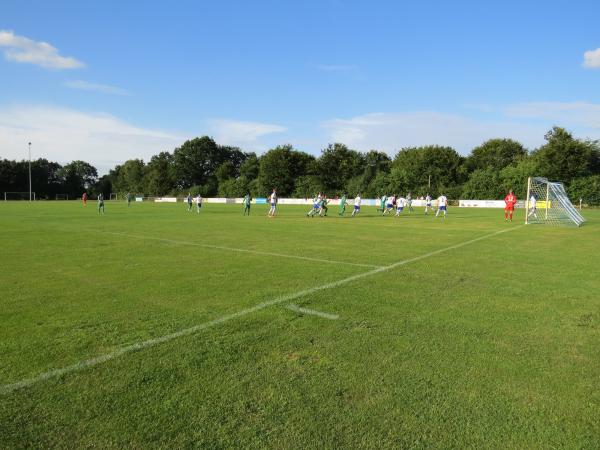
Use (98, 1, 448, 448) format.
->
(525, 177, 585, 227)
(4, 192, 36, 201)
(55, 194, 69, 200)
(109, 193, 118, 201)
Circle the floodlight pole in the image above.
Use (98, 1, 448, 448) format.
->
(28, 142, 32, 202)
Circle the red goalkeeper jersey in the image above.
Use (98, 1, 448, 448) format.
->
(504, 194, 517, 209)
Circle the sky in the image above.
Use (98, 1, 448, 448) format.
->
(1, 0, 600, 173)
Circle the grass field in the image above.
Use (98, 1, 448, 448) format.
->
(1, 200, 599, 449)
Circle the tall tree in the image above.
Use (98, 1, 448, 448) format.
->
(172, 136, 223, 189)
(257, 145, 315, 196)
(58, 160, 98, 198)
(315, 143, 364, 194)
(466, 138, 527, 172)
(389, 146, 465, 196)
(144, 152, 175, 196)
(112, 159, 145, 193)
(532, 127, 600, 182)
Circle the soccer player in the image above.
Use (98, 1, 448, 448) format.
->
(186, 193, 193, 212)
(504, 189, 517, 222)
(379, 194, 387, 213)
(395, 195, 406, 216)
(98, 193, 105, 214)
(195, 194, 202, 213)
(407, 192, 414, 213)
(436, 193, 448, 218)
(319, 195, 329, 217)
(307, 193, 321, 217)
(268, 189, 277, 217)
(243, 192, 252, 216)
(383, 194, 395, 215)
(351, 193, 362, 217)
(82, 192, 88, 206)
(338, 194, 348, 216)
(126, 192, 132, 207)
(424, 194, 432, 214)
(528, 194, 538, 220)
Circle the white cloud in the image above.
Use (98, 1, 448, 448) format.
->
(63, 80, 129, 96)
(583, 48, 600, 69)
(322, 111, 550, 153)
(208, 119, 287, 150)
(504, 101, 600, 129)
(0, 30, 84, 69)
(0, 105, 181, 173)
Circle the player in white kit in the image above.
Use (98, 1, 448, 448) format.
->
(395, 195, 406, 216)
(436, 193, 448, 218)
(351, 194, 361, 217)
(424, 194, 432, 214)
(268, 189, 278, 217)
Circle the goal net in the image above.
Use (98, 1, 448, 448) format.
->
(4, 192, 36, 201)
(525, 177, 585, 227)
(55, 194, 69, 200)
(110, 193, 118, 201)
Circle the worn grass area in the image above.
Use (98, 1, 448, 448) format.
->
(0, 200, 599, 448)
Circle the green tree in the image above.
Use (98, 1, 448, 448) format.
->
(568, 175, 600, 205)
(257, 145, 315, 196)
(532, 127, 600, 182)
(466, 139, 527, 172)
(112, 159, 145, 194)
(144, 152, 175, 196)
(461, 168, 503, 199)
(239, 153, 260, 180)
(315, 143, 364, 194)
(172, 137, 223, 190)
(389, 146, 465, 196)
(58, 160, 98, 198)
(498, 157, 540, 198)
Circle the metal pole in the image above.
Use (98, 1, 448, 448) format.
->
(545, 180, 550, 220)
(525, 177, 531, 224)
(28, 142, 32, 202)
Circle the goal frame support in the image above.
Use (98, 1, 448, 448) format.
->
(525, 177, 531, 225)
(4, 192, 36, 201)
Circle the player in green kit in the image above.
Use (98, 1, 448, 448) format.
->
(126, 192, 132, 207)
(338, 194, 348, 216)
(98, 193, 105, 214)
(243, 192, 252, 215)
(379, 194, 387, 213)
(319, 195, 329, 217)
(186, 193, 192, 212)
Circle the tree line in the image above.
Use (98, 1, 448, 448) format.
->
(2, 126, 599, 203)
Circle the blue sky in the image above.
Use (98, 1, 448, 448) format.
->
(1, 0, 599, 172)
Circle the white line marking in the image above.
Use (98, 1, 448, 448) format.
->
(286, 304, 339, 320)
(100, 230, 382, 269)
(1, 226, 521, 395)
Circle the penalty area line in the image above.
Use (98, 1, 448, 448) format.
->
(99, 230, 382, 269)
(286, 304, 339, 320)
(0, 225, 522, 395)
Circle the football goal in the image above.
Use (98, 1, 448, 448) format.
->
(55, 194, 69, 200)
(4, 192, 35, 201)
(110, 193, 118, 201)
(525, 177, 585, 227)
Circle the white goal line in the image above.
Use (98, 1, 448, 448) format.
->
(100, 230, 382, 269)
(0, 225, 522, 395)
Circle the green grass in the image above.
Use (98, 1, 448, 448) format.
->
(1, 200, 599, 449)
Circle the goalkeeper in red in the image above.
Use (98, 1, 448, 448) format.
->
(504, 189, 517, 222)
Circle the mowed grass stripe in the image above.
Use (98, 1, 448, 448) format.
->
(0, 225, 521, 395)
(99, 230, 383, 269)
